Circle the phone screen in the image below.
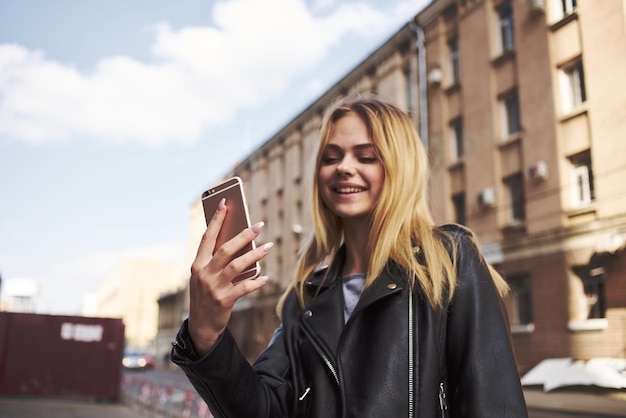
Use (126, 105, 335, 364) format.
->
(201, 177, 260, 282)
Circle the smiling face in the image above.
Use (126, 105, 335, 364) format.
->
(317, 112, 385, 225)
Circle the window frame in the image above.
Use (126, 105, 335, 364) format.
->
(404, 65, 415, 112)
(448, 38, 460, 85)
(568, 264, 608, 331)
(507, 273, 534, 332)
(496, 2, 515, 54)
(548, 0, 577, 24)
(561, 0, 577, 16)
(449, 117, 464, 161)
(499, 91, 521, 139)
(504, 173, 525, 225)
(559, 59, 586, 114)
(569, 150, 594, 209)
(452, 192, 466, 226)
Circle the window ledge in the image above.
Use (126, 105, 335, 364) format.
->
(503, 220, 526, 230)
(568, 318, 608, 332)
(492, 49, 516, 67)
(511, 323, 535, 334)
(448, 158, 465, 171)
(565, 204, 596, 218)
(502, 220, 526, 236)
(498, 133, 522, 148)
(444, 82, 461, 95)
(549, 11, 578, 32)
(560, 107, 587, 123)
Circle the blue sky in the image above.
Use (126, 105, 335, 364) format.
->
(0, 0, 428, 314)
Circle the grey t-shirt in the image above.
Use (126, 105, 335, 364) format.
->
(342, 273, 366, 323)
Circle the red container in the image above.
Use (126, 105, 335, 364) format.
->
(0, 312, 124, 400)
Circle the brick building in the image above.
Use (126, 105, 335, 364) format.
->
(159, 0, 626, 371)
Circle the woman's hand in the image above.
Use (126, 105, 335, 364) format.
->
(188, 198, 273, 357)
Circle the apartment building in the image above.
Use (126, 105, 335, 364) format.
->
(422, 0, 626, 371)
(161, 0, 626, 369)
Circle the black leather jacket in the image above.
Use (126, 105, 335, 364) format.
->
(171, 225, 528, 417)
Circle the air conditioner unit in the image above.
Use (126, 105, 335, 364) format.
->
(292, 224, 304, 235)
(528, 160, 549, 181)
(529, 0, 545, 12)
(427, 68, 443, 85)
(478, 187, 496, 207)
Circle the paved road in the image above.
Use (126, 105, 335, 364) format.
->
(2, 377, 625, 418)
(0, 397, 145, 418)
(1, 394, 625, 418)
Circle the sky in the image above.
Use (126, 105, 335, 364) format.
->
(0, 0, 429, 315)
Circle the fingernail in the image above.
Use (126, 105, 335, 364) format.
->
(218, 198, 226, 210)
(251, 221, 265, 233)
(260, 242, 274, 252)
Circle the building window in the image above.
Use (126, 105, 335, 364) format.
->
(549, 0, 577, 22)
(508, 273, 534, 329)
(496, 2, 515, 54)
(449, 118, 464, 161)
(448, 38, 460, 84)
(572, 265, 606, 320)
(404, 66, 415, 112)
(499, 91, 521, 139)
(560, 59, 586, 114)
(504, 173, 525, 225)
(569, 150, 594, 208)
(561, 0, 577, 15)
(452, 192, 466, 226)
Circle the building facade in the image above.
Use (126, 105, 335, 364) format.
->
(0, 277, 39, 313)
(421, 0, 626, 371)
(95, 258, 186, 352)
(165, 0, 626, 370)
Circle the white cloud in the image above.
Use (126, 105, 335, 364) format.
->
(0, 0, 418, 148)
(307, 0, 337, 14)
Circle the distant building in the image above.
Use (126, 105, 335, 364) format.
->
(156, 286, 188, 368)
(80, 292, 99, 317)
(94, 259, 186, 350)
(162, 0, 626, 369)
(0, 278, 39, 313)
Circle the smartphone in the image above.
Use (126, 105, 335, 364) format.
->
(201, 177, 260, 283)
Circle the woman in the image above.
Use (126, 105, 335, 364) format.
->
(171, 95, 528, 417)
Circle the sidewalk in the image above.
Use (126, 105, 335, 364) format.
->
(2, 387, 626, 417)
(0, 397, 145, 418)
(524, 387, 626, 417)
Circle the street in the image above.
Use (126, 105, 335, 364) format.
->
(1, 375, 625, 418)
(529, 411, 625, 418)
(122, 368, 626, 418)
(122, 367, 213, 418)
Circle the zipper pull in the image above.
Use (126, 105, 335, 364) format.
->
(439, 382, 448, 414)
(298, 387, 311, 401)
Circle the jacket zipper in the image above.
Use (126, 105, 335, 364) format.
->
(310, 338, 340, 386)
(300, 323, 340, 388)
(410, 291, 448, 418)
(298, 387, 311, 401)
(439, 381, 448, 417)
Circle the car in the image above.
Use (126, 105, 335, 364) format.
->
(122, 349, 155, 370)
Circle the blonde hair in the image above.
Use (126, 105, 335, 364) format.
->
(277, 94, 507, 314)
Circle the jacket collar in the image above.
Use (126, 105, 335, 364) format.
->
(304, 246, 407, 305)
(353, 263, 405, 316)
(300, 247, 406, 354)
